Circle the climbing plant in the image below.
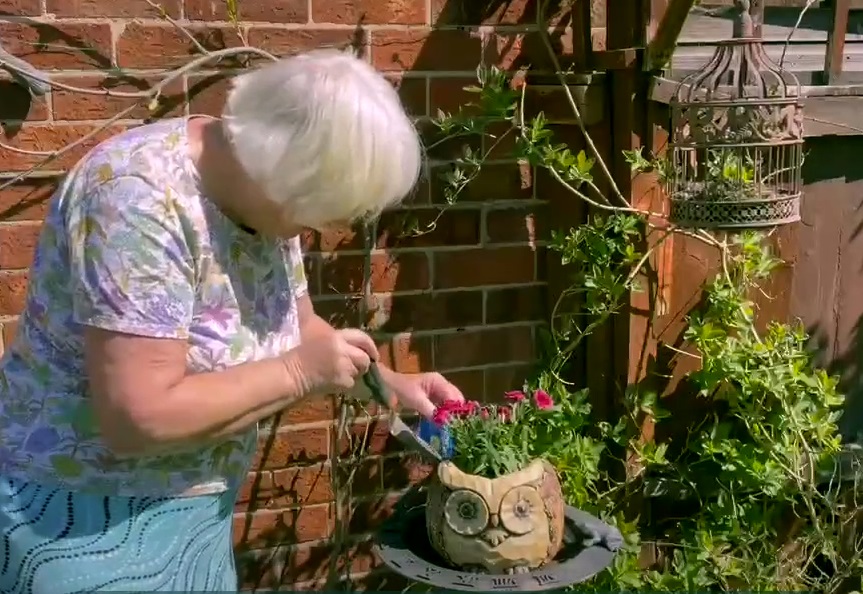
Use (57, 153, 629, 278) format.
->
(421, 7, 860, 593)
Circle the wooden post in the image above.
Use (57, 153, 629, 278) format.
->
(823, 0, 851, 85)
(644, 0, 696, 71)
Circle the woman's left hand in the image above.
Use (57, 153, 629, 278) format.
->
(353, 369, 464, 418)
(388, 371, 465, 418)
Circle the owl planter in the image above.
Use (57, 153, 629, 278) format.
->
(425, 458, 565, 574)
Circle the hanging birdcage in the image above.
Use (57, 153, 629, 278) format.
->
(667, 2, 804, 229)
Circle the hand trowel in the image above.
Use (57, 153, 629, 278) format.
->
(362, 363, 443, 464)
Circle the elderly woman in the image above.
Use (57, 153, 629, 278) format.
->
(0, 49, 464, 593)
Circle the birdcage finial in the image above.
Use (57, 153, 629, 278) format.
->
(733, 0, 754, 38)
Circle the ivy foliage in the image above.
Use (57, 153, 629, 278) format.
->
(429, 64, 857, 592)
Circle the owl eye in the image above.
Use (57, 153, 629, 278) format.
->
(443, 489, 489, 536)
(499, 485, 543, 535)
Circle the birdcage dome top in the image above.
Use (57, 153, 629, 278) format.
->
(673, 39, 802, 106)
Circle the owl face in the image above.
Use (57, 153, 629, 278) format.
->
(429, 460, 555, 572)
(443, 480, 545, 546)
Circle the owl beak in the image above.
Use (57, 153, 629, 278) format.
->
(480, 528, 509, 547)
(488, 513, 500, 528)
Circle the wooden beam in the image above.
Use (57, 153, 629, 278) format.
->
(750, 0, 765, 37)
(823, 0, 852, 84)
(645, 0, 698, 71)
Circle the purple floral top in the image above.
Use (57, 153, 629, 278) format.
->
(0, 117, 308, 497)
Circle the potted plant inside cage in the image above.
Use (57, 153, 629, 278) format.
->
(420, 389, 567, 575)
(625, 145, 803, 229)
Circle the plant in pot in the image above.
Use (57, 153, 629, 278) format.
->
(422, 390, 570, 574)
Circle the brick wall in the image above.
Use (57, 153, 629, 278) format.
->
(0, 0, 590, 589)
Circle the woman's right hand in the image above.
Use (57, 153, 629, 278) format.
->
(283, 328, 379, 395)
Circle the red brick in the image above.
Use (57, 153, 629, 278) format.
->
(485, 363, 533, 401)
(1, 0, 40, 15)
(420, 121, 483, 162)
(0, 124, 128, 172)
(302, 223, 366, 252)
(237, 465, 333, 512)
(0, 178, 56, 222)
(444, 368, 484, 400)
(0, 22, 112, 70)
(46, 0, 181, 17)
(0, 82, 49, 122)
(431, 0, 572, 25)
(486, 286, 546, 324)
(434, 325, 535, 369)
(364, 291, 483, 332)
(310, 296, 362, 328)
(485, 204, 547, 244)
(370, 30, 482, 72)
(384, 74, 427, 118)
(187, 0, 306, 21)
(234, 504, 333, 550)
(52, 75, 185, 121)
(0, 221, 41, 269)
(246, 28, 363, 58)
(375, 332, 433, 374)
(252, 427, 329, 470)
(116, 23, 242, 69)
(333, 456, 382, 495)
(431, 162, 533, 203)
(313, 0, 425, 24)
(338, 421, 393, 457)
(0, 271, 28, 316)
(187, 72, 231, 117)
(279, 394, 337, 425)
(375, 208, 480, 249)
(319, 252, 430, 295)
(428, 76, 481, 115)
(484, 30, 575, 71)
(434, 246, 537, 289)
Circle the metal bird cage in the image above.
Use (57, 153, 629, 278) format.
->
(667, 2, 804, 229)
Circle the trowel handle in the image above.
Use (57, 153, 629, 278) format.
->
(362, 362, 392, 410)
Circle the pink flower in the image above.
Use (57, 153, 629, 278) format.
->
(533, 389, 554, 410)
(498, 405, 512, 422)
(438, 400, 463, 413)
(460, 400, 481, 416)
(432, 408, 451, 426)
(504, 390, 526, 403)
(480, 407, 491, 420)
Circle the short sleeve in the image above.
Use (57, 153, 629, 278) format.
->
(284, 235, 308, 298)
(67, 175, 196, 339)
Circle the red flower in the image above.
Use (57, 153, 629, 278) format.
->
(498, 405, 512, 422)
(461, 400, 481, 416)
(533, 389, 554, 410)
(438, 400, 463, 413)
(432, 408, 451, 426)
(504, 390, 526, 403)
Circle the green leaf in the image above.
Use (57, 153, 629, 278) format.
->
(50, 454, 84, 478)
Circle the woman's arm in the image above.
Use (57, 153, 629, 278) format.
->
(70, 177, 376, 457)
(84, 328, 305, 457)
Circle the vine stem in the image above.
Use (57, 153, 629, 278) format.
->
(0, 45, 279, 193)
(536, 0, 629, 208)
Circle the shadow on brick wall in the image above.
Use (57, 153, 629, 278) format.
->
(0, 3, 578, 589)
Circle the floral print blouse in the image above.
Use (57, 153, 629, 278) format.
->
(0, 117, 308, 497)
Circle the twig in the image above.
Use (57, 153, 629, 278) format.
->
(0, 46, 279, 192)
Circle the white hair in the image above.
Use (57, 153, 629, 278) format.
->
(223, 49, 423, 229)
